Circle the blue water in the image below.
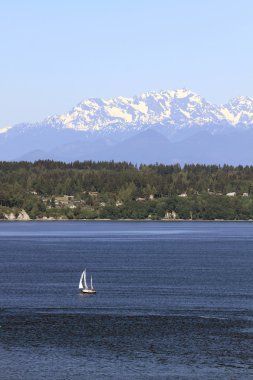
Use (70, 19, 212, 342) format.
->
(0, 221, 253, 379)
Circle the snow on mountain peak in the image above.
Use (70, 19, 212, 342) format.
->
(45, 88, 229, 132)
(174, 88, 192, 98)
(5, 89, 253, 135)
(220, 96, 253, 125)
(0, 126, 11, 134)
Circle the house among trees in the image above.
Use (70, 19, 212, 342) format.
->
(226, 192, 236, 197)
(164, 211, 177, 220)
(88, 191, 98, 197)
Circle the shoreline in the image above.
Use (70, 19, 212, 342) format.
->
(1, 218, 253, 222)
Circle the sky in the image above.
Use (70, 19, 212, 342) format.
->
(0, 0, 253, 127)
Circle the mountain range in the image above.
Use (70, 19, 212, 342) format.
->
(1, 89, 253, 164)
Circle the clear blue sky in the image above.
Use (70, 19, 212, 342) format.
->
(1, 0, 252, 127)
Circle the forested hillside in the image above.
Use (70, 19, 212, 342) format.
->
(1, 160, 253, 220)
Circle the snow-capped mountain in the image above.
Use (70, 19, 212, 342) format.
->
(3, 89, 253, 136)
(220, 96, 253, 126)
(41, 89, 253, 133)
(1, 89, 253, 164)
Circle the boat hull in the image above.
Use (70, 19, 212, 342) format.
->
(81, 289, 96, 295)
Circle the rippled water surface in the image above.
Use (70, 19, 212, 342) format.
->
(0, 221, 253, 379)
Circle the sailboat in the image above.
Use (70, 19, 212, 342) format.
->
(79, 269, 96, 294)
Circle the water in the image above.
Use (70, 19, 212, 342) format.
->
(0, 221, 253, 379)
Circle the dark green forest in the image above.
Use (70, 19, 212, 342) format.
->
(1, 160, 253, 220)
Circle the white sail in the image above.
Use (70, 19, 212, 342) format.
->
(79, 271, 84, 289)
(83, 269, 88, 290)
(91, 275, 94, 290)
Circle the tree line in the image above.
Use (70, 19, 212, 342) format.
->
(1, 160, 253, 220)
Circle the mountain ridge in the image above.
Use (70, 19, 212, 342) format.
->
(1, 89, 253, 165)
(3, 89, 253, 135)
(45, 89, 253, 132)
